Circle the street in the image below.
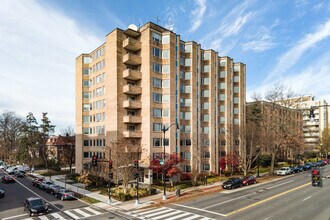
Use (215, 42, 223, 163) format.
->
(122, 166, 330, 220)
(0, 170, 125, 220)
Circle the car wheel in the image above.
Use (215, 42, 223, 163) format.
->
(246, 182, 249, 186)
(254, 180, 257, 184)
(61, 196, 64, 201)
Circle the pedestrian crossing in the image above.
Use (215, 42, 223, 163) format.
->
(8, 206, 104, 220)
(129, 207, 215, 220)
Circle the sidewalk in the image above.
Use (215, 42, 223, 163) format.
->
(28, 172, 270, 212)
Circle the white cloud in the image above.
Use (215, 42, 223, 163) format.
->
(266, 19, 330, 82)
(0, 0, 102, 133)
(189, 0, 206, 33)
(164, 7, 177, 31)
(242, 33, 277, 52)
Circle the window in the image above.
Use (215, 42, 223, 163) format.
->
(221, 140, 226, 146)
(183, 72, 191, 80)
(181, 152, 191, 160)
(202, 65, 210, 72)
(185, 45, 192, 53)
(185, 58, 192, 66)
(219, 83, 226, 89)
(83, 104, 91, 111)
(180, 98, 191, 107)
(163, 109, 169, 117)
(180, 43, 185, 52)
(153, 138, 161, 147)
(184, 165, 191, 173)
(153, 93, 162, 102)
(180, 111, 191, 120)
(162, 64, 170, 74)
(83, 140, 89, 146)
(153, 47, 161, 58)
(220, 60, 226, 66)
(83, 116, 90, 123)
(83, 80, 91, 87)
(162, 35, 169, 44)
(180, 125, 191, 133)
(203, 52, 210, 60)
(153, 123, 162, 132)
(202, 114, 209, 121)
(234, 97, 239, 104)
(219, 94, 226, 101)
(202, 77, 209, 85)
(234, 65, 240, 71)
(162, 79, 170, 88)
(203, 139, 210, 146)
(152, 32, 161, 43)
(202, 102, 209, 109)
(202, 152, 210, 158)
(153, 63, 162, 73)
(234, 108, 239, 114)
(180, 57, 185, 66)
(234, 76, 240, 82)
(153, 78, 162, 88)
(234, 87, 240, 93)
(153, 108, 162, 117)
(162, 50, 169, 59)
(220, 128, 226, 134)
(83, 152, 90, 158)
(83, 68, 90, 75)
(220, 105, 225, 112)
(220, 117, 226, 123)
(180, 85, 191, 93)
(83, 128, 91, 135)
(185, 139, 191, 146)
(83, 57, 91, 64)
(202, 90, 210, 97)
(203, 127, 210, 134)
(162, 94, 170, 103)
(202, 164, 210, 171)
(164, 139, 169, 146)
(83, 92, 91, 99)
(234, 118, 240, 124)
(220, 71, 226, 78)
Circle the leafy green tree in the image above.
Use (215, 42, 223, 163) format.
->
(39, 112, 55, 172)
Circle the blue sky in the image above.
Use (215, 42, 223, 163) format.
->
(1, 0, 330, 133)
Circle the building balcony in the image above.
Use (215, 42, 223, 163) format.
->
(123, 130, 142, 138)
(123, 84, 142, 95)
(123, 68, 142, 81)
(123, 38, 141, 52)
(123, 53, 141, 66)
(123, 100, 142, 109)
(123, 116, 142, 124)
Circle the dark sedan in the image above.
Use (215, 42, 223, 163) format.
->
(14, 171, 25, 178)
(24, 197, 49, 216)
(222, 178, 243, 189)
(45, 184, 62, 195)
(241, 175, 257, 186)
(55, 189, 76, 201)
(2, 175, 15, 183)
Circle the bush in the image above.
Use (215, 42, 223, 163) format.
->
(180, 173, 192, 181)
(259, 155, 272, 167)
(149, 187, 157, 195)
(66, 173, 80, 182)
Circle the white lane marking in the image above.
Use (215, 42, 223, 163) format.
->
(264, 217, 272, 220)
(172, 203, 227, 217)
(144, 209, 173, 217)
(266, 180, 294, 189)
(50, 213, 66, 219)
(74, 209, 92, 217)
(203, 192, 255, 209)
(133, 207, 167, 215)
(22, 218, 34, 220)
(303, 196, 311, 202)
(38, 216, 49, 220)
(166, 212, 192, 220)
(84, 207, 102, 215)
(64, 210, 80, 219)
(2, 214, 28, 220)
(152, 210, 181, 220)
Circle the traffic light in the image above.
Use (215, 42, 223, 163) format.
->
(109, 160, 113, 170)
(92, 155, 98, 166)
(109, 172, 113, 179)
(134, 160, 139, 169)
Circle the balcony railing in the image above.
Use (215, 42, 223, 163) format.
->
(123, 68, 142, 81)
(123, 84, 142, 95)
(123, 38, 141, 52)
(123, 130, 142, 138)
(123, 100, 142, 109)
(123, 53, 141, 66)
(123, 116, 142, 124)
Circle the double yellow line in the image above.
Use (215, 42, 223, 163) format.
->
(226, 182, 310, 216)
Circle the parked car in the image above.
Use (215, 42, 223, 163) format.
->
(292, 166, 303, 173)
(39, 180, 54, 190)
(323, 160, 328, 165)
(0, 164, 7, 170)
(276, 167, 291, 175)
(53, 186, 66, 196)
(317, 160, 325, 166)
(45, 184, 62, 195)
(2, 175, 15, 183)
(304, 163, 312, 170)
(32, 177, 45, 187)
(55, 189, 76, 201)
(241, 175, 257, 186)
(24, 197, 49, 216)
(14, 171, 25, 178)
(222, 178, 243, 189)
(0, 186, 4, 198)
(311, 162, 318, 167)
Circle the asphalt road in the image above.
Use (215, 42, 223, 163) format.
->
(124, 165, 330, 220)
(0, 170, 126, 220)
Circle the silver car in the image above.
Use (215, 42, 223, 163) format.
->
(276, 167, 291, 175)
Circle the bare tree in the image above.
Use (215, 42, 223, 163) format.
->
(60, 127, 75, 174)
(108, 138, 141, 193)
(190, 136, 201, 186)
(321, 126, 330, 158)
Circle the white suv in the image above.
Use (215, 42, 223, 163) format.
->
(276, 167, 291, 175)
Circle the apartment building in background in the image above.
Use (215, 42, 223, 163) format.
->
(76, 22, 246, 183)
(283, 95, 329, 151)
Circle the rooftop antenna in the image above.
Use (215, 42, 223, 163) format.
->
(155, 16, 161, 24)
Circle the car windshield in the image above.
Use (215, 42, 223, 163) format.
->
(30, 199, 44, 207)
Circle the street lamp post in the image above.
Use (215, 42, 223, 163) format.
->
(162, 123, 179, 201)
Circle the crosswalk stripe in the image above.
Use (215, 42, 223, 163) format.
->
(84, 207, 102, 215)
(166, 212, 192, 220)
(133, 207, 167, 214)
(200, 218, 213, 220)
(38, 216, 49, 220)
(152, 210, 182, 220)
(64, 210, 80, 219)
(143, 208, 173, 217)
(50, 213, 66, 220)
(74, 209, 92, 217)
(184, 215, 202, 220)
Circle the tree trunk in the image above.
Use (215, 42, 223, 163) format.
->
(270, 153, 276, 175)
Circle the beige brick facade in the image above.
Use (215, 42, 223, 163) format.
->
(75, 22, 246, 181)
